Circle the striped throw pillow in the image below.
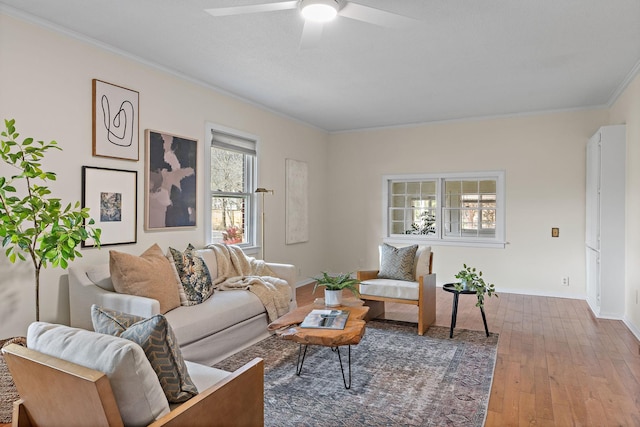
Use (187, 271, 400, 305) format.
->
(91, 305, 198, 403)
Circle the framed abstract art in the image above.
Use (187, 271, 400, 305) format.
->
(92, 79, 139, 161)
(145, 130, 197, 230)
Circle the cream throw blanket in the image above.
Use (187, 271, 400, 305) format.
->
(206, 243, 291, 322)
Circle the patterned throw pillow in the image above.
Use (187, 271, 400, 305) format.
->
(91, 305, 198, 403)
(377, 243, 419, 281)
(168, 244, 214, 305)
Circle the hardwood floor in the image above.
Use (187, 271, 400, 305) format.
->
(297, 284, 640, 426)
(3, 286, 637, 427)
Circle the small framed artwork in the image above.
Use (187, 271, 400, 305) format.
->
(145, 129, 197, 230)
(81, 166, 137, 247)
(92, 79, 140, 161)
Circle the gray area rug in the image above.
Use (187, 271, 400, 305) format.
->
(214, 320, 498, 426)
(0, 337, 26, 423)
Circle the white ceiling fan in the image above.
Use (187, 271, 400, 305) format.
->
(205, 0, 418, 49)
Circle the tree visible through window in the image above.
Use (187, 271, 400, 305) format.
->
(207, 125, 256, 246)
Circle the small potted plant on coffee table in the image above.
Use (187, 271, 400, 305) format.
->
(312, 272, 360, 307)
(454, 264, 497, 308)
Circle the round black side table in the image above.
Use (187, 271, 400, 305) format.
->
(442, 283, 490, 338)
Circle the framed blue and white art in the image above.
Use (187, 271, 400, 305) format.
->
(81, 166, 138, 247)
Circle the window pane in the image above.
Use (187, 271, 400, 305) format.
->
(391, 209, 404, 221)
(406, 182, 420, 195)
(391, 182, 406, 194)
(462, 180, 478, 194)
(479, 180, 496, 193)
(390, 180, 437, 235)
(211, 147, 244, 192)
(445, 180, 461, 196)
(385, 173, 503, 245)
(211, 196, 246, 244)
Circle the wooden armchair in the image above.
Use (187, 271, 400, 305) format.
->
(357, 246, 436, 335)
(2, 343, 263, 427)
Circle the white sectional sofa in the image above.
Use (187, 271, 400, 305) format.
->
(69, 247, 297, 366)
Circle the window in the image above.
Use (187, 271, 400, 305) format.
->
(383, 171, 505, 248)
(205, 123, 257, 247)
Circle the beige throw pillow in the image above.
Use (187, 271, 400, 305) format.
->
(110, 244, 180, 314)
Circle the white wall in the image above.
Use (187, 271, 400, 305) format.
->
(0, 12, 329, 337)
(326, 110, 609, 298)
(609, 72, 640, 336)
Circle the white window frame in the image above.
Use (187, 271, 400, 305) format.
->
(204, 123, 259, 254)
(382, 171, 506, 248)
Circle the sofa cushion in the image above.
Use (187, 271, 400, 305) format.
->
(27, 322, 169, 426)
(168, 244, 214, 306)
(377, 243, 418, 281)
(195, 248, 218, 278)
(91, 306, 198, 403)
(85, 263, 115, 292)
(110, 243, 180, 314)
(164, 290, 266, 346)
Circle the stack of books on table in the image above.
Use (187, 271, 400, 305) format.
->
(300, 309, 350, 330)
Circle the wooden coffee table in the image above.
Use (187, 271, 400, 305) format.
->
(268, 298, 369, 389)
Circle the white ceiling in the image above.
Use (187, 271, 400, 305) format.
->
(2, 0, 640, 132)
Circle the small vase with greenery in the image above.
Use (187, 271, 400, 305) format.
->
(312, 272, 360, 306)
(454, 264, 497, 308)
(0, 119, 101, 321)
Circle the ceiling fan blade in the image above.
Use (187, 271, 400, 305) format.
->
(205, 1, 298, 17)
(339, 2, 419, 29)
(299, 20, 323, 49)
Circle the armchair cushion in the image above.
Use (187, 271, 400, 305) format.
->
(377, 243, 418, 281)
(359, 278, 419, 300)
(168, 244, 215, 306)
(110, 243, 180, 314)
(91, 305, 198, 403)
(27, 322, 170, 426)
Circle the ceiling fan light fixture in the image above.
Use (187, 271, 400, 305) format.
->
(300, 0, 339, 22)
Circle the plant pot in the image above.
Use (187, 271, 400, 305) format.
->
(461, 280, 469, 291)
(324, 289, 343, 307)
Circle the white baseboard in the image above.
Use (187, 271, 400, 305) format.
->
(623, 317, 640, 342)
(436, 284, 588, 301)
(296, 278, 315, 288)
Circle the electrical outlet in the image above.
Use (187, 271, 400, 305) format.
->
(561, 277, 569, 286)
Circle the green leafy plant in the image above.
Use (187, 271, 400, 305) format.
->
(0, 119, 101, 321)
(454, 264, 497, 308)
(312, 272, 360, 298)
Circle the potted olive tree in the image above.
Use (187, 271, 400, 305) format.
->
(312, 272, 360, 307)
(0, 119, 101, 321)
(454, 264, 497, 308)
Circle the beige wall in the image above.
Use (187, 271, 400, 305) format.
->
(1, 10, 638, 339)
(0, 13, 329, 337)
(327, 110, 609, 298)
(610, 72, 640, 336)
